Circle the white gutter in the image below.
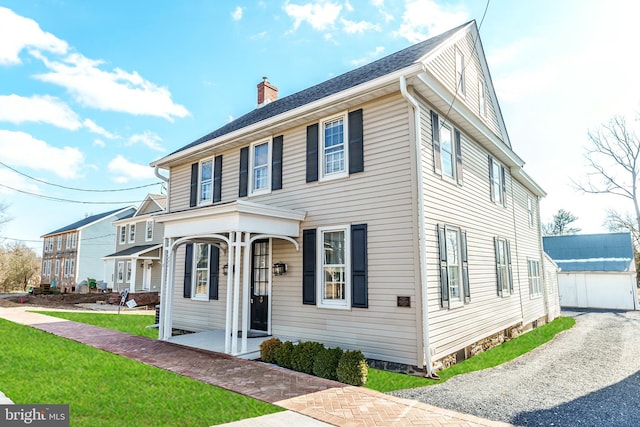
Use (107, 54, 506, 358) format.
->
(399, 75, 436, 379)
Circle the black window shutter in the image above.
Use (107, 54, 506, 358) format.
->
(213, 155, 222, 203)
(437, 224, 449, 308)
(239, 147, 249, 197)
(431, 110, 442, 176)
(455, 129, 463, 184)
(272, 135, 283, 190)
(209, 245, 219, 300)
(506, 240, 513, 293)
(189, 163, 198, 207)
(351, 223, 368, 308)
(494, 237, 503, 297)
(306, 124, 319, 182)
(302, 229, 316, 304)
(348, 109, 364, 174)
(461, 230, 470, 303)
(183, 244, 193, 298)
(488, 156, 495, 202)
(501, 165, 507, 207)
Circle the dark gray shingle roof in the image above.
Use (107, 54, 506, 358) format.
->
(543, 232, 635, 272)
(43, 208, 131, 236)
(104, 244, 161, 258)
(170, 22, 471, 156)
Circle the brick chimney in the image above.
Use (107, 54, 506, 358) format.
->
(257, 77, 278, 107)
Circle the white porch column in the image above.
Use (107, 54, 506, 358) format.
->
(225, 232, 235, 354)
(231, 231, 244, 355)
(241, 234, 251, 353)
(162, 238, 176, 340)
(130, 259, 137, 293)
(158, 238, 169, 339)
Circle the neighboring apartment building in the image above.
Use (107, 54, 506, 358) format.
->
(150, 21, 559, 375)
(41, 207, 136, 292)
(104, 194, 166, 293)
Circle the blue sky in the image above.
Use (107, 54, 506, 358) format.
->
(1, 0, 639, 251)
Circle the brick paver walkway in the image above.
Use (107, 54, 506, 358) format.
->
(0, 307, 510, 426)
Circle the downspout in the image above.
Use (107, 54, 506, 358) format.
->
(399, 75, 436, 379)
(154, 166, 170, 212)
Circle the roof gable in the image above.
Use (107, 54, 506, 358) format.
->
(134, 194, 166, 217)
(161, 21, 472, 160)
(543, 232, 635, 272)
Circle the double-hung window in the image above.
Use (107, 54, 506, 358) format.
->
(146, 219, 154, 241)
(321, 114, 348, 180)
(128, 224, 135, 243)
(528, 197, 535, 227)
(119, 226, 126, 244)
(66, 234, 71, 249)
(528, 259, 542, 297)
(495, 237, 512, 296)
(199, 159, 213, 203)
(437, 225, 470, 308)
(193, 243, 210, 300)
(439, 121, 454, 178)
(57, 236, 62, 250)
(126, 261, 132, 283)
(318, 226, 350, 308)
(117, 261, 124, 283)
(478, 79, 486, 118)
(55, 260, 60, 277)
(71, 233, 77, 249)
(431, 111, 463, 184)
(251, 140, 271, 195)
(488, 156, 507, 206)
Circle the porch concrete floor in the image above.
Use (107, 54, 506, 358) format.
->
(168, 329, 276, 359)
(0, 306, 510, 427)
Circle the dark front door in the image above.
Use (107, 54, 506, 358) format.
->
(250, 239, 269, 331)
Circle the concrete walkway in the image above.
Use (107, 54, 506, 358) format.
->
(0, 306, 510, 426)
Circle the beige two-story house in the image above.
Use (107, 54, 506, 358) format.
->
(151, 21, 560, 375)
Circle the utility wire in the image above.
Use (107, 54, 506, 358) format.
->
(0, 161, 162, 192)
(0, 183, 144, 204)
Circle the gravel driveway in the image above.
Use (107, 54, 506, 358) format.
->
(392, 310, 640, 426)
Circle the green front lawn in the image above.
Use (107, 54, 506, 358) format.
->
(0, 319, 282, 426)
(31, 311, 158, 338)
(367, 316, 576, 392)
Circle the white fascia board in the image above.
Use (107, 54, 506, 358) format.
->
(154, 200, 307, 224)
(416, 71, 524, 168)
(150, 65, 424, 168)
(512, 167, 547, 197)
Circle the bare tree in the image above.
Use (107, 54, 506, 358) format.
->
(0, 242, 40, 292)
(574, 114, 640, 234)
(543, 209, 581, 236)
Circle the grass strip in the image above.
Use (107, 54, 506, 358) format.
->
(0, 318, 282, 426)
(366, 316, 576, 392)
(31, 311, 158, 338)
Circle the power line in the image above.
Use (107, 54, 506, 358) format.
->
(0, 161, 163, 192)
(0, 183, 144, 204)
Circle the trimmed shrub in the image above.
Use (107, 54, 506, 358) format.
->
(291, 341, 325, 374)
(336, 350, 368, 386)
(274, 340, 295, 369)
(259, 337, 282, 364)
(313, 346, 343, 380)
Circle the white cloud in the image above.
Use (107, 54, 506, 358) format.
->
(127, 131, 165, 152)
(284, 1, 342, 31)
(231, 6, 243, 21)
(394, 0, 468, 43)
(108, 155, 155, 183)
(370, 0, 384, 6)
(93, 139, 106, 148)
(341, 18, 380, 34)
(82, 118, 117, 139)
(33, 52, 189, 121)
(0, 169, 39, 195)
(0, 94, 81, 130)
(249, 31, 268, 40)
(487, 38, 532, 69)
(351, 46, 385, 66)
(0, 7, 68, 65)
(0, 130, 84, 179)
(345, 1, 354, 12)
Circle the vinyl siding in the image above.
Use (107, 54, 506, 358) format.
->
(166, 94, 422, 365)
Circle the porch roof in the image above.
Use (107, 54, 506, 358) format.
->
(155, 200, 307, 238)
(103, 244, 161, 259)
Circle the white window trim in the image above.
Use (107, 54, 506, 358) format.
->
(126, 261, 132, 283)
(490, 158, 505, 206)
(496, 238, 511, 296)
(528, 197, 535, 228)
(249, 138, 272, 196)
(117, 261, 124, 283)
(119, 226, 126, 244)
(528, 259, 542, 297)
(65, 234, 70, 249)
(319, 112, 349, 182)
(191, 243, 210, 301)
(57, 236, 62, 250)
(128, 224, 136, 243)
(71, 233, 77, 249)
(145, 219, 154, 242)
(317, 225, 351, 309)
(455, 48, 465, 97)
(198, 158, 214, 205)
(55, 260, 60, 276)
(439, 119, 456, 181)
(444, 226, 464, 308)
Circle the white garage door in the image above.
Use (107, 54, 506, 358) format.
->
(558, 273, 637, 310)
